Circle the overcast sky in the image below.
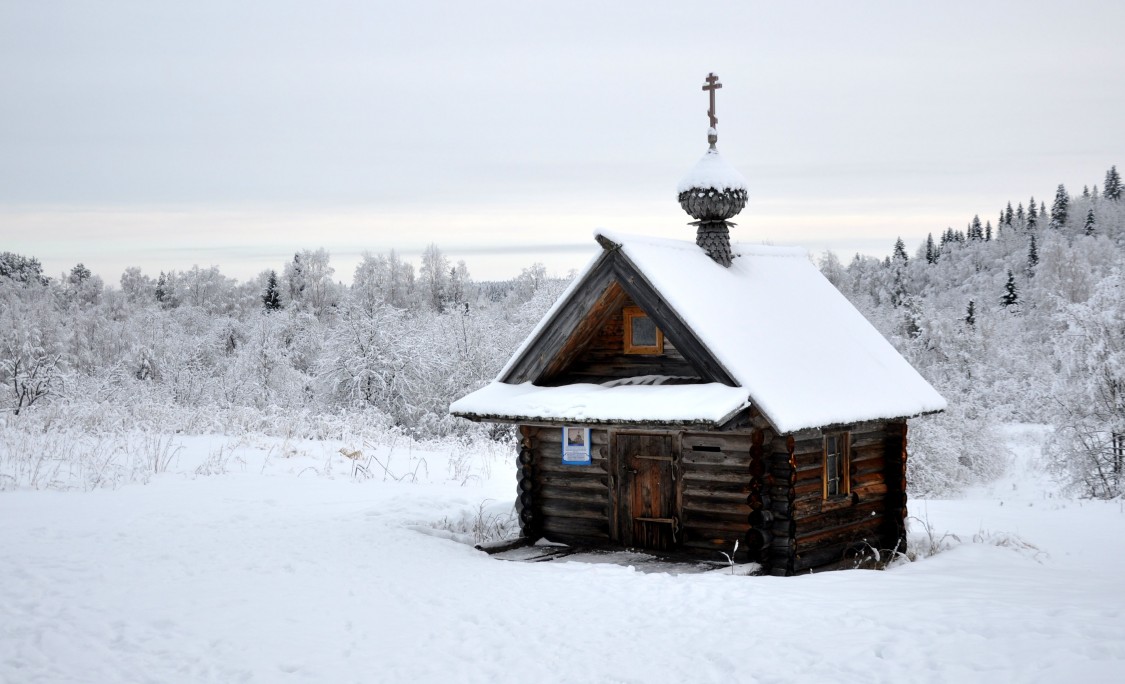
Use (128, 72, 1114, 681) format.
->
(2, 1, 1122, 283)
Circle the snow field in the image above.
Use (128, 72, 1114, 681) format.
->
(1, 428, 1123, 683)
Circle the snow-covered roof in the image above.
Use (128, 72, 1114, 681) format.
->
(449, 382, 750, 427)
(676, 148, 747, 194)
(451, 230, 946, 433)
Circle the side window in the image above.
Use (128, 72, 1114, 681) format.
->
(823, 432, 850, 498)
(623, 306, 664, 355)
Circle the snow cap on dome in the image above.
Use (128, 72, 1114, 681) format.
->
(677, 148, 748, 195)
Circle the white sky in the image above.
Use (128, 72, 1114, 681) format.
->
(2, 1, 1122, 283)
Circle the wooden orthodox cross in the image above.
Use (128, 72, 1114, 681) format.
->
(702, 73, 722, 128)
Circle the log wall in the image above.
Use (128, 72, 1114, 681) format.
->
(678, 432, 754, 560)
(522, 426, 614, 545)
(771, 422, 908, 574)
(518, 420, 909, 575)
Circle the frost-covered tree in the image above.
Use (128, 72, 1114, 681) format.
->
(924, 233, 938, 264)
(893, 237, 909, 262)
(0, 252, 48, 286)
(1104, 165, 1121, 201)
(419, 243, 451, 313)
(262, 270, 281, 311)
(1027, 197, 1039, 229)
(1001, 270, 1019, 308)
(1051, 184, 1069, 228)
(965, 299, 976, 328)
(1050, 274, 1125, 498)
(1027, 234, 1039, 273)
(283, 249, 337, 319)
(1085, 208, 1097, 236)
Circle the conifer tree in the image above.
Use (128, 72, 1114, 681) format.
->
(985, 220, 992, 241)
(1028, 234, 1039, 272)
(965, 300, 976, 328)
(925, 233, 938, 264)
(262, 270, 281, 311)
(1105, 165, 1122, 201)
(1051, 184, 1069, 228)
(1027, 197, 1038, 229)
(1083, 185, 1091, 198)
(155, 272, 167, 304)
(1001, 270, 1020, 308)
(1004, 202, 1014, 226)
(1084, 208, 1097, 236)
(892, 237, 909, 262)
(970, 215, 983, 241)
(1016, 203, 1025, 224)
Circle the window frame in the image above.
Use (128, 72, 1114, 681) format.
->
(823, 431, 851, 499)
(622, 306, 664, 355)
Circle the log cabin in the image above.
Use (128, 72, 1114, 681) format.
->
(450, 74, 946, 575)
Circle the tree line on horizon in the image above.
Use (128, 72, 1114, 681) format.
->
(1, 165, 1122, 499)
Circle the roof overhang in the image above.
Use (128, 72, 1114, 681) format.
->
(449, 381, 751, 428)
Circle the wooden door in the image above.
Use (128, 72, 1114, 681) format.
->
(618, 433, 679, 551)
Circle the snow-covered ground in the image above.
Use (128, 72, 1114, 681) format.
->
(2, 427, 1124, 683)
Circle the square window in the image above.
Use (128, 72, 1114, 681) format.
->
(623, 306, 663, 354)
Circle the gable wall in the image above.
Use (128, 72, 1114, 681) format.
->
(546, 290, 703, 385)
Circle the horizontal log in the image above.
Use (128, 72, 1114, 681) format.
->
(848, 431, 889, 450)
(539, 500, 609, 520)
(850, 470, 886, 489)
(681, 451, 753, 468)
(531, 427, 611, 446)
(538, 488, 609, 506)
(534, 458, 609, 475)
(797, 518, 886, 554)
(682, 521, 748, 540)
(793, 540, 871, 572)
(540, 515, 610, 537)
(536, 472, 610, 491)
(684, 470, 750, 485)
(681, 432, 754, 452)
(682, 507, 751, 526)
(682, 489, 751, 505)
(681, 538, 743, 552)
(796, 502, 885, 543)
(541, 530, 611, 546)
(684, 478, 752, 493)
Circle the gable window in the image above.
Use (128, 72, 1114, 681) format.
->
(623, 306, 663, 355)
(823, 432, 850, 498)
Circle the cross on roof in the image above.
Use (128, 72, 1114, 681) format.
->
(702, 73, 722, 129)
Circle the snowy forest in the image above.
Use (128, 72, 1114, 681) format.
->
(2, 166, 1123, 500)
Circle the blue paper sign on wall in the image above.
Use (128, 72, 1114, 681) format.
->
(561, 427, 591, 465)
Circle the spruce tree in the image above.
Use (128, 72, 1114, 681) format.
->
(965, 299, 976, 328)
(925, 233, 938, 264)
(1001, 270, 1020, 308)
(1004, 202, 1014, 226)
(262, 270, 281, 311)
(1051, 184, 1069, 228)
(892, 237, 909, 262)
(1083, 185, 1091, 198)
(155, 272, 167, 304)
(1105, 165, 1122, 201)
(1016, 203, 1025, 224)
(1084, 208, 1097, 236)
(1027, 234, 1039, 272)
(970, 215, 983, 241)
(985, 220, 992, 241)
(1027, 197, 1038, 229)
